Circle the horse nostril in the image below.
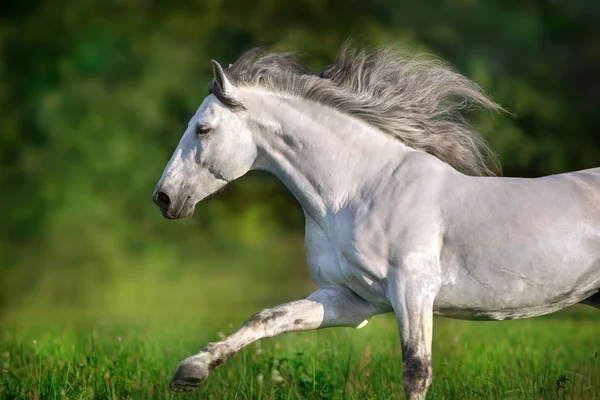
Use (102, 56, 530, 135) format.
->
(154, 191, 171, 211)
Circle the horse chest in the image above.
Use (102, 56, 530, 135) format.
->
(304, 215, 390, 305)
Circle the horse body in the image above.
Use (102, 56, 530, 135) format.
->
(153, 45, 600, 399)
(283, 98, 600, 321)
(436, 169, 600, 319)
(306, 167, 600, 322)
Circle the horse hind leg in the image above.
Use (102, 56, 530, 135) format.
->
(580, 291, 600, 310)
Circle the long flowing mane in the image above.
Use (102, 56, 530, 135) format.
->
(212, 43, 503, 176)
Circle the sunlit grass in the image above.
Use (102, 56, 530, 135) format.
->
(2, 307, 598, 399)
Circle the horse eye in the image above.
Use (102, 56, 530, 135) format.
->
(196, 125, 212, 136)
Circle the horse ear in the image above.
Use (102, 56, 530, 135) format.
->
(211, 60, 236, 98)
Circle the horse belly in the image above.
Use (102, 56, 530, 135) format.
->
(433, 259, 600, 321)
(434, 233, 600, 320)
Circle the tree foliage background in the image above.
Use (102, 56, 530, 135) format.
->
(1, 0, 599, 320)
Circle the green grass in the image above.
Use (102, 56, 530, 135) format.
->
(1, 307, 598, 400)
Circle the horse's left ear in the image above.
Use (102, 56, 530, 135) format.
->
(211, 60, 236, 98)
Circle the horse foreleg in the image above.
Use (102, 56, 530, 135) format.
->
(390, 281, 435, 400)
(169, 286, 378, 392)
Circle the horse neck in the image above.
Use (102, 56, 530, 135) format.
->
(245, 91, 413, 225)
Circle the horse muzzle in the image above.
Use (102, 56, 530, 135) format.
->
(152, 187, 195, 219)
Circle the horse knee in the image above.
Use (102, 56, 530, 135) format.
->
(403, 357, 432, 393)
(244, 309, 287, 328)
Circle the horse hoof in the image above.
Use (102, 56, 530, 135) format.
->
(169, 360, 209, 392)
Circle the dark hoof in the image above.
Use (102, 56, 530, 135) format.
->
(169, 361, 209, 392)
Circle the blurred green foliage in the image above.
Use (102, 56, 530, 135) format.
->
(1, 0, 599, 319)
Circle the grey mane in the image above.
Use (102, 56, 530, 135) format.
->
(212, 43, 503, 176)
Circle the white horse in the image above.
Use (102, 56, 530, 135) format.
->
(153, 44, 600, 400)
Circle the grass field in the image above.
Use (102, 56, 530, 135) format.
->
(1, 305, 598, 400)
